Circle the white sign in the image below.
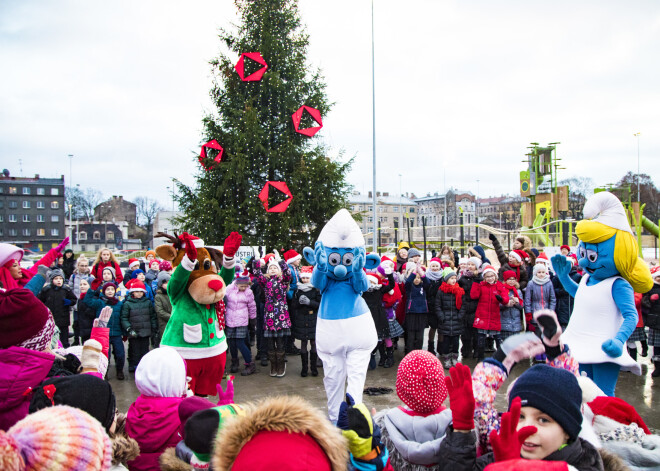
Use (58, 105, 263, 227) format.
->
(206, 246, 265, 261)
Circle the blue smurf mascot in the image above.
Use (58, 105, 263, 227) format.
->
(303, 209, 380, 422)
(552, 192, 652, 396)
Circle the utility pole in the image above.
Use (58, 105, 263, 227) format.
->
(371, 0, 377, 251)
(634, 133, 641, 202)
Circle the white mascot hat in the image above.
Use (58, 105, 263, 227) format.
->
(582, 191, 633, 236)
(317, 209, 365, 248)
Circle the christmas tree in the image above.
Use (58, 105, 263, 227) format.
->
(175, 0, 353, 250)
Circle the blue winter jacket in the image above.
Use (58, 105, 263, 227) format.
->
(500, 287, 524, 332)
(82, 287, 125, 337)
(523, 280, 556, 318)
(405, 273, 429, 313)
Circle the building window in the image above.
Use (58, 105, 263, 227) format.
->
(0, 215, 3, 222)
(51, 228, 59, 236)
(368, 206, 373, 212)
(37, 214, 44, 222)
(51, 201, 59, 209)
(409, 208, 415, 213)
(22, 187, 30, 195)
(51, 215, 59, 222)
(23, 214, 30, 222)
(93, 231, 101, 240)
(8, 214, 17, 222)
(368, 216, 373, 223)
(9, 201, 17, 209)
(37, 228, 45, 236)
(51, 188, 59, 195)
(106, 231, 115, 240)
(393, 206, 399, 212)
(79, 231, 87, 240)
(0, 229, 3, 236)
(22, 201, 30, 209)
(9, 229, 17, 236)
(8, 187, 17, 194)
(37, 188, 45, 195)
(22, 228, 30, 236)
(37, 201, 45, 209)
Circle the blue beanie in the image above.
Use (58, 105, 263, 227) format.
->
(509, 364, 582, 441)
(131, 269, 145, 279)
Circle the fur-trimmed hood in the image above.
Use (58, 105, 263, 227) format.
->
(159, 447, 191, 471)
(212, 395, 348, 470)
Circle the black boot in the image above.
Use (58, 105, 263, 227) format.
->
(300, 352, 309, 377)
(653, 362, 660, 378)
(383, 347, 394, 368)
(641, 341, 649, 357)
(475, 346, 485, 361)
(230, 357, 239, 373)
(378, 342, 386, 367)
(310, 351, 319, 376)
(427, 329, 436, 356)
(369, 352, 377, 370)
(628, 347, 637, 362)
(116, 367, 125, 381)
(260, 351, 269, 367)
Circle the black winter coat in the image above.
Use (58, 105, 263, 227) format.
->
(362, 274, 396, 340)
(437, 429, 604, 471)
(120, 295, 157, 337)
(435, 284, 465, 336)
(38, 285, 78, 326)
(77, 292, 98, 342)
(553, 268, 582, 326)
(642, 284, 660, 330)
(458, 273, 482, 325)
(291, 286, 321, 340)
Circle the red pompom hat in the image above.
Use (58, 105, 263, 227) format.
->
(396, 350, 447, 415)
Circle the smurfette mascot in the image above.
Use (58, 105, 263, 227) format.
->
(552, 192, 652, 396)
(303, 209, 380, 422)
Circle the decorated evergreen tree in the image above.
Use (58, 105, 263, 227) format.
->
(175, 0, 353, 250)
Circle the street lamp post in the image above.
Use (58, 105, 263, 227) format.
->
(371, 0, 377, 251)
(634, 133, 641, 202)
(68, 204, 73, 248)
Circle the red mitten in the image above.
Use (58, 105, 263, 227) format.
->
(651, 294, 659, 302)
(444, 363, 475, 430)
(525, 312, 533, 323)
(223, 232, 242, 258)
(489, 397, 537, 462)
(181, 232, 198, 261)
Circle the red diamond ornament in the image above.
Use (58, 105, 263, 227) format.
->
(258, 181, 293, 213)
(198, 139, 224, 171)
(292, 105, 323, 137)
(235, 52, 268, 81)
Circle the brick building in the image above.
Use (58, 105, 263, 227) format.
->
(0, 172, 66, 251)
(94, 195, 137, 224)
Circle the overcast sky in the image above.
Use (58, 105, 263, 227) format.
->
(1, 0, 658, 209)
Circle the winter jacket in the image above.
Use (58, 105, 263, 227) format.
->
(0, 347, 54, 431)
(224, 283, 257, 328)
(286, 263, 299, 300)
(121, 295, 157, 338)
(77, 291, 99, 341)
(362, 274, 396, 340)
(145, 269, 158, 287)
(91, 260, 123, 290)
(154, 290, 172, 339)
(470, 281, 508, 331)
(405, 273, 430, 313)
(62, 255, 76, 280)
(436, 430, 605, 471)
(642, 284, 660, 329)
(458, 272, 482, 326)
(38, 284, 77, 326)
(82, 288, 124, 337)
(254, 260, 292, 331)
(375, 406, 453, 470)
(292, 285, 322, 340)
(553, 268, 582, 326)
(524, 279, 557, 318)
(426, 277, 443, 313)
(435, 283, 465, 336)
(68, 271, 94, 299)
(491, 236, 529, 290)
(126, 395, 182, 471)
(499, 285, 524, 333)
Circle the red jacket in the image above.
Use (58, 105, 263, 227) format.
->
(635, 292, 644, 328)
(470, 280, 509, 331)
(90, 260, 123, 290)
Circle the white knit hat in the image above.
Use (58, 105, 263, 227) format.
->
(582, 191, 633, 235)
(317, 209, 364, 248)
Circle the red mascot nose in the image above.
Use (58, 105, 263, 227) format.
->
(208, 279, 224, 292)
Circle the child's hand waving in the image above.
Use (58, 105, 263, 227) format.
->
(489, 396, 537, 462)
(444, 363, 475, 430)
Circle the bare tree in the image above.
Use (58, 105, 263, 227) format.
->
(134, 197, 164, 241)
(65, 187, 104, 221)
(559, 177, 594, 219)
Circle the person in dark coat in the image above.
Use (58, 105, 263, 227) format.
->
(38, 268, 77, 348)
(435, 270, 465, 368)
(120, 281, 157, 372)
(404, 263, 429, 353)
(458, 257, 482, 359)
(76, 278, 98, 343)
(62, 248, 76, 281)
(291, 266, 322, 377)
(552, 258, 582, 329)
(363, 271, 396, 369)
(489, 234, 530, 290)
(425, 258, 445, 356)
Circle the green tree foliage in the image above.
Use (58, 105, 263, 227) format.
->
(175, 0, 353, 249)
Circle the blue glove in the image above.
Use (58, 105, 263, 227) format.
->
(551, 254, 571, 278)
(63, 299, 74, 306)
(602, 338, 624, 358)
(336, 393, 356, 430)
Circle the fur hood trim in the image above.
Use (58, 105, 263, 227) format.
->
(159, 447, 191, 471)
(212, 395, 348, 470)
(598, 447, 631, 471)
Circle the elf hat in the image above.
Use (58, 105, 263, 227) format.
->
(396, 350, 447, 415)
(129, 280, 147, 294)
(428, 257, 442, 269)
(503, 270, 517, 281)
(283, 249, 302, 265)
(317, 208, 364, 248)
(128, 258, 140, 269)
(482, 265, 497, 277)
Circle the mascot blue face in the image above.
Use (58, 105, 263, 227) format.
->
(326, 247, 357, 280)
(577, 236, 618, 281)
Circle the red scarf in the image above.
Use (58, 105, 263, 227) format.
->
(208, 300, 226, 332)
(440, 282, 465, 310)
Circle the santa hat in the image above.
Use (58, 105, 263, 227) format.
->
(396, 350, 447, 415)
(380, 255, 394, 269)
(299, 266, 313, 279)
(502, 270, 517, 281)
(128, 280, 147, 294)
(128, 258, 140, 270)
(560, 245, 571, 252)
(149, 259, 160, 269)
(179, 234, 205, 249)
(582, 191, 634, 235)
(428, 257, 442, 269)
(482, 265, 497, 277)
(588, 396, 651, 435)
(263, 253, 275, 266)
(512, 250, 528, 263)
(536, 252, 550, 265)
(266, 254, 280, 268)
(365, 272, 384, 287)
(509, 251, 522, 263)
(283, 249, 301, 265)
(317, 208, 364, 248)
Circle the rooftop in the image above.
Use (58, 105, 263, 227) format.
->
(349, 192, 416, 205)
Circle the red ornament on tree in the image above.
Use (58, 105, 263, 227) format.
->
(234, 52, 268, 81)
(198, 139, 224, 171)
(292, 105, 323, 137)
(258, 181, 293, 213)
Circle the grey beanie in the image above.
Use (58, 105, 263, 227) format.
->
(48, 268, 65, 281)
(407, 248, 421, 258)
(157, 271, 171, 288)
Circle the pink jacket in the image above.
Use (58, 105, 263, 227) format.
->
(0, 347, 54, 431)
(224, 283, 257, 328)
(126, 395, 183, 471)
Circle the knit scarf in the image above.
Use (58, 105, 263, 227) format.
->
(425, 269, 443, 282)
(532, 275, 550, 285)
(102, 294, 118, 305)
(297, 282, 313, 292)
(440, 282, 465, 310)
